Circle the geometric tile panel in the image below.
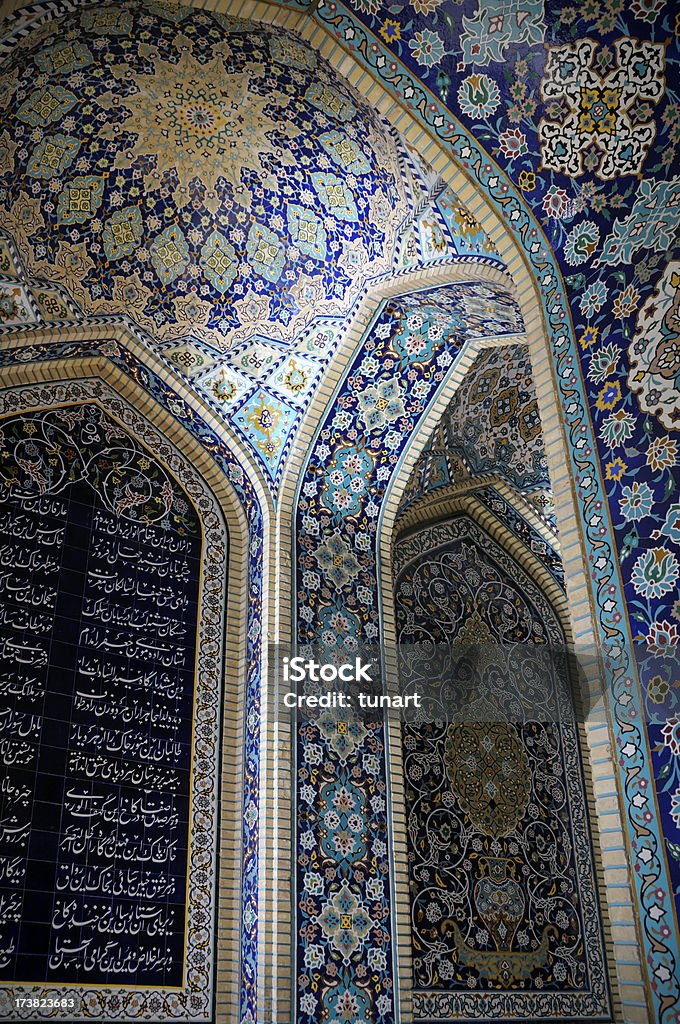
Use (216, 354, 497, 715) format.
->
(163, 341, 219, 378)
(230, 341, 286, 381)
(397, 145, 502, 269)
(0, 3, 408, 355)
(30, 285, 76, 322)
(0, 236, 20, 277)
(199, 363, 252, 409)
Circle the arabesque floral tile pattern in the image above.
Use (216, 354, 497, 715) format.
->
(399, 345, 551, 501)
(295, 288, 521, 1023)
(0, 0, 520, 492)
(0, 0, 411, 490)
(311, 0, 680, 635)
(1, 0, 679, 1020)
(393, 517, 609, 1019)
(0, 2, 407, 350)
(284, 0, 680, 1019)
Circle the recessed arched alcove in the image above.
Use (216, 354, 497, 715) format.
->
(0, 395, 216, 994)
(390, 507, 613, 1020)
(0, 359, 258, 1023)
(281, 251, 637, 1024)
(377, 331, 632, 1022)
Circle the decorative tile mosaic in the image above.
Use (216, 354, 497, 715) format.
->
(230, 341, 287, 381)
(396, 145, 503, 268)
(628, 260, 680, 431)
(473, 486, 563, 586)
(399, 344, 549, 516)
(394, 342, 562, 592)
(279, 0, 680, 1016)
(200, 363, 252, 409)
(441, 346, 547, 489)
(29, 285, 76, 322)
(0, 2, 407, 353)
(162, 341, 218, 378)
(394, 516, 608, 1019)
(0, 235, 19, 276)
(295, 285, 523, 1024)
(0, 281, 37, 329)
(270, 354, 322, 406)
(0, 388, 227, 1021)
(524, 489, 559, 536)
(232, 388, 299, 478)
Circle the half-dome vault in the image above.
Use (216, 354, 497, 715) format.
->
(0, 3, 407, 352)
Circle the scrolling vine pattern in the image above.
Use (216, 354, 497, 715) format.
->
(394, 517, 609, 1020)
(0, 404, 198, 530)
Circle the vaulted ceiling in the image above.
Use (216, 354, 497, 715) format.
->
(0, 1, 522, 490)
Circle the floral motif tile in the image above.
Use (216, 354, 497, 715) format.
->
(199, 363, 252, 409)
(393, 516, 607, 1019)
(232, 388, 298, 476)
(229, 341, 286, 381)
(163, 341, 219, 378)
(270, 354, 322, 406)
(0, 281, 37, 328)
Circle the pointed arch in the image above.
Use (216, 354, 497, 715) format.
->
(0, 328, 269, 1023)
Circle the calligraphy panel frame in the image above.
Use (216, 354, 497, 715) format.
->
(0, 377, 234, 1022)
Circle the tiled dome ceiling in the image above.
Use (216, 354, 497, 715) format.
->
(399, 345, 555, 528)
(443, 345, 549, 490)
(0, 2, 407, 351)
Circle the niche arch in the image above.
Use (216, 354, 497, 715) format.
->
(0, 355, 258, 1024)
(376, 321, 638, 1020)
(390, 510, 613, 1019)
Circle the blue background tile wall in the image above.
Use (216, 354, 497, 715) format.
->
(1, 0, 679, 1019)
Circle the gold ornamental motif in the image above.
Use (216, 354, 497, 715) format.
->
(99, 45, 297, 211)
(444, 720, 531, 837)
